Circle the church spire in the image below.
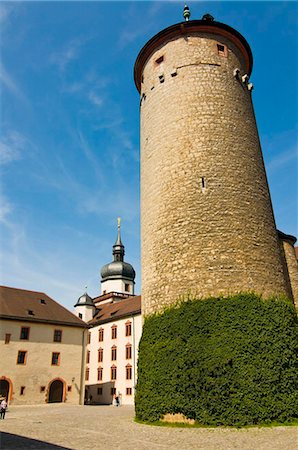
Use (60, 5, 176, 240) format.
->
(113, 217, 125, 262)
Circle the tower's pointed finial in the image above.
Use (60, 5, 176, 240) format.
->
(116, 217, 122, 243)
(183, 3, 191, 22)
(113, 217, 125, 261)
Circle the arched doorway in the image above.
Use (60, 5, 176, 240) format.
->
(48, 379, 65, 403)
(0, 377, 12, 402)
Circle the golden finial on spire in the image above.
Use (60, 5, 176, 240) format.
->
(117, 217, 121, 229)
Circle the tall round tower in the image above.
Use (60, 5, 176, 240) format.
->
(134, 15, 292, 315)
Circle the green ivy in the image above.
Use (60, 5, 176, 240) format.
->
(135, 293, 298, 426)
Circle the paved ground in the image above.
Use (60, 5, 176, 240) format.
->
(0, 404, 297, 450)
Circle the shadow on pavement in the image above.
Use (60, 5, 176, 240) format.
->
(0, 432, 73, 449)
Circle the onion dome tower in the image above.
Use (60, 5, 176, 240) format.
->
(100, 218, 135, 295)
(134, 10, 293, 315)
(74, 289, 95, 322)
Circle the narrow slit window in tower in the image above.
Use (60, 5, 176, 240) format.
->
(201, 177, 206, 192)
(155, 55, 164, 65)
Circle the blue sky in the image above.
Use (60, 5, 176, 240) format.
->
(1, 1, 297, 311)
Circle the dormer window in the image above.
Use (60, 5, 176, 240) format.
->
(40, 299, 46, 304)
(27, 310, 34, 316)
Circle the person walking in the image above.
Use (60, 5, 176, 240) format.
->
(115, 395, 119, 407)
(0, 399, 7, 419)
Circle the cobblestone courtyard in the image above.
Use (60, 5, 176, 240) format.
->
(0, 404, 297, 450)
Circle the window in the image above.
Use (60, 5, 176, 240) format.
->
(78, 313, 83, 319)
(85, 368, 89, 381)
(111, 346, 117, 361)
(125, 321, 132, 337)
(51, 352, 60, 366)
(98, 348, 103, 363)
(97, 367, 103, 381)
(88, 332, 91, 344)
(27, 310, 34, 316)
(111, 325, 117, 339)
(126, 365, 132, 380)
(20, 386, 25, 395)
(126, 387, 132, 396)
(86, 350, 90, 364)
(67, 386, 72, 392)
(111, 365, 117, 380)
(53, 329, 62, 343)
(111, 387, 116, 396)
(155, 55, 164, 65)
(126, 344, 132, 360)
(20, 327, 30, 340)
(125, 283, 130, 292)
(5, 333, 11, 344)
(98, 328, 104, 342)
(217, 43, 227, 57)
(40, 299, 46, 304)
(17, 350, 27, 365)
(40, 386, 45, 392)
(97, 387, 102, 395)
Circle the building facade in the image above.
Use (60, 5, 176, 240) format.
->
(134, 14, 297, 315)
(0, 286, 88, 405)
(74, 222, 142, 406)
(85, 294, 141, 405)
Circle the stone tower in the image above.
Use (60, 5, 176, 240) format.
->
(134, 15, 292, 315)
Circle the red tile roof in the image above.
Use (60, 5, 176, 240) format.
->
(88, 295, 141, 326)
(0, 286, 88, 328)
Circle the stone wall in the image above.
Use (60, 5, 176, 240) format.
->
(1, 320, 86, 405)
(280, 238, 298, 309)
(139, 31, 292, 315)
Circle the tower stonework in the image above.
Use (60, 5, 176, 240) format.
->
(134, 19, 292, 315)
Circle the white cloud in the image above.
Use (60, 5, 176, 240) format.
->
(0, 2, 18, 26)
(88, 91, 104, 107)
(50, 39, 83, 72)
(0, 141, 20, 165)
(0, 192, 12, 223)
(0, 130, 28, 165)
(117, 1, 165, 49)
(0, 63, 27, 101)
(267, 146, 297, 172)
(77, 130, 105, 183)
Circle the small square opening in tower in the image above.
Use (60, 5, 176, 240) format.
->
(217, 43, 227, 57)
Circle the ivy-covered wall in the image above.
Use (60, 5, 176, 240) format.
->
(135, 294, 298, 426)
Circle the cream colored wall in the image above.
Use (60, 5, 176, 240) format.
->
(74, 304, 94, 322)
(0, 319, 87, 405)
(86, 313, 142, 405)
(101, 279, 134, 295)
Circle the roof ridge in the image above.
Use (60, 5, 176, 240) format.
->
(0, 285, 46, 296)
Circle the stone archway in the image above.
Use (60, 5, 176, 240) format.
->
(48, 379, 65, 403)
(0, 377, 12, 402)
